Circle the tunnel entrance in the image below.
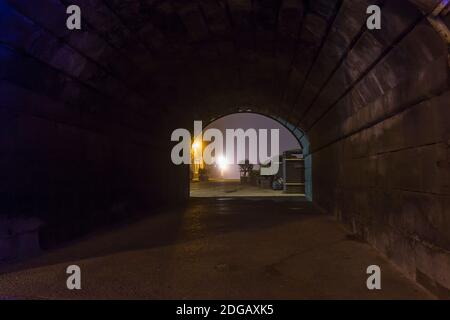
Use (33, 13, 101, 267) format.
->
(189, 112, 312, 199)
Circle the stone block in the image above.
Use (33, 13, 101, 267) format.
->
(415, 242, 450, 298)
(0, 216, 43, 262)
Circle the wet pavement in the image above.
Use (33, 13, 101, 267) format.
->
(190, 179, 304, 197)
(0, 198, 432, 299)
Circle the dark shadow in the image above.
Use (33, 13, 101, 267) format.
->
(0, 197, 322, 275)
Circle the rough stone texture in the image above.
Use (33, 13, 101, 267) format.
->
(0, 0, 188, 246)
(0, 0, 449, 297)
(304, 10, 450, 296)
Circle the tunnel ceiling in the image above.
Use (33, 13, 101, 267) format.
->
(1, 0, 448, 140)
(65, 0, 344, 124)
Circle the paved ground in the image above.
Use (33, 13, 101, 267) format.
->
(190, 179, 304, 197)
(0, 198, 432, 299)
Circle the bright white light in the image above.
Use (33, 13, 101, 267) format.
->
(217, 156, 227, 171)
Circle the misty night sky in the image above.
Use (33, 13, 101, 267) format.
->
(204, 113, 300, 179)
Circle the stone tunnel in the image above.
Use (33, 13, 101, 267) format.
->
(0, 0, 449, 299)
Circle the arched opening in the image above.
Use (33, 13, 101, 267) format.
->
(189, 112, 312, 198)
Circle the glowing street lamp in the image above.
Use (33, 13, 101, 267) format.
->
(192, 139, 202, 164)
(191, 139, 203, 180)
(192, 140, 201, 152)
